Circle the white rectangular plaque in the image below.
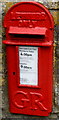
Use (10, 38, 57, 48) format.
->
(19, 46, 38, 85)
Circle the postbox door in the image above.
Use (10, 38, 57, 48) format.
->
(6, 44, 53, 116)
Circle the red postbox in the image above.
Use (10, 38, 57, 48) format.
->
(3, 2, 54, 116)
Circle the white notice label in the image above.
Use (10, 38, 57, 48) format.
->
(19, 46, 38, 85)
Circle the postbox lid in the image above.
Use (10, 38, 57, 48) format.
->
(4, 1, 54, 29)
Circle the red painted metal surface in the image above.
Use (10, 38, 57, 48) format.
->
(3, 1, 54, 116)
(8, 26, 47, 35)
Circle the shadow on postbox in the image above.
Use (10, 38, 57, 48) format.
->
(3, 2, 54, 116)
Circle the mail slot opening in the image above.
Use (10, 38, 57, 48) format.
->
(11, 34, 45, 39)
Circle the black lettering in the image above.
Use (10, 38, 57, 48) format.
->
(24, 53, 32, 56)
(24, 66, 32, 69)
